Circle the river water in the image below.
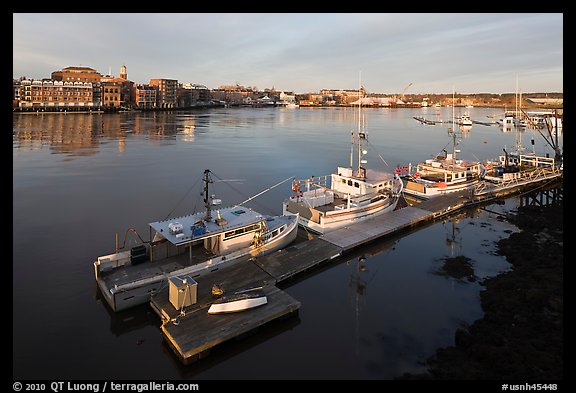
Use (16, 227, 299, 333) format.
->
(12, 107, 562, 379)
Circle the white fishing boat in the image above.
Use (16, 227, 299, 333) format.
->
(282, 78, 403, 234)
(477, 111, 563, 195)
(399, 91, 484, 199)
(400, 145, 484, 199)
(94, 169, 299, 312)
(458, 113, 473, 126)
(207, 287, 268, 314)
(496, 112, 513, 127)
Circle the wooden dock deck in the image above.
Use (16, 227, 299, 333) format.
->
(150, 236, 342, 364)
(147, 173, 561, 365)
(320, 190, 469, 250)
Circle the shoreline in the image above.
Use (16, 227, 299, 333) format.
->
(400, 186, 563, 379)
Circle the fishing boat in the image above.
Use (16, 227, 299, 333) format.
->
(477, 110, 563, 195)
(94, 169, 299, 312)
(207, 287, 267, 314)
(458, 113, 473, 126)
(400, 141, 484, 199)
(398, 91, 484, 199)
(497, 111, 516, 129)
(282, 80, 403, 234)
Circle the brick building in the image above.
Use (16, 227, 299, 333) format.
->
(177, 83, 210, 107)
(51, 66, 102, 83)
(101, 81, 121, 109)
(133, 84, 158, 109)
(18, 79, 95, 110)
(149, 79, 178, 108)
(101, 65, 135, 108)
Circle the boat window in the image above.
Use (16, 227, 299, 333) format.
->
(354, 182, 360, 188)
(280, 226, 285, 233)
(272, 230, 279, 237)
(347, 180, 352, 186)
(224, 223, 260, 239)
(232, 209, 246, 215)
(342, 179, 346, 184)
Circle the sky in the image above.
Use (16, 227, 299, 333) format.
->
(13, 13, 563, 94)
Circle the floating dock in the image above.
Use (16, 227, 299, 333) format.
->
(148, 171, 561, 365)
(150, 237, 342, 364)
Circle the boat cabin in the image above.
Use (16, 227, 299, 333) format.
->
(331, 167, 396, 197)
(148, 207, 266, 262)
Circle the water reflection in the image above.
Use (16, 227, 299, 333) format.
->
(13, 113, 103, 156)
(13, 107, 562, 379)
(12, 112, 212, 157)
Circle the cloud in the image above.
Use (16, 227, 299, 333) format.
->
(13, 13, 563, 93)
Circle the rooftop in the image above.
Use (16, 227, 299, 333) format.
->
(149, 206, 266, 246)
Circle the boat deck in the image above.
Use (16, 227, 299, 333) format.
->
(98, 245, 216, 289)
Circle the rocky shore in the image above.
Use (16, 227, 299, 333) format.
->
(401, 193, 563, 380)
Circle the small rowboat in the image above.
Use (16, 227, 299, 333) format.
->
(207, 287, 267, 314)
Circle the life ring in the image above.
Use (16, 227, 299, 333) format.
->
(292, 182, 300, 192)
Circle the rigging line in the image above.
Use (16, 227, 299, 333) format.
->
(233, 176, 294, 208)
(209, 171, 277, 215)
(365, 138, 389, 167)
(163, 173, 202, 221)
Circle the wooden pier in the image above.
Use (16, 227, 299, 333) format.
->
(150, 236, 342, 364)
(148, 172, 562, 365)
(320, 191, 469, 250)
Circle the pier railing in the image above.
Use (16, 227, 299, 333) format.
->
(474, 166, 562, 196)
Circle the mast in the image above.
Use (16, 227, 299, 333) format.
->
(203, 169, 213, 221)
(516, 87, 523, 154)
(452, 88, 456, 167)
(515, 74, 518, 119)
(357, 72, 366, 180)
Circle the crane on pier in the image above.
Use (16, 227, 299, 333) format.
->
(400, 82, 413, 102)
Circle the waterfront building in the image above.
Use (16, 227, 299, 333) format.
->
(177, 83, 211, 107)
(101, 65, 135, 108)
(51, 66, 102, 83)
(18, 79, 95, 111)
(279, 91, 296, 105)
(133, 84, 157, 109)
(149, 79, 178, 108)
(101, 81, 121, 109)
(13, 79, 21, 108)
(211, 84, 257, 105)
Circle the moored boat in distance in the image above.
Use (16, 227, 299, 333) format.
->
(94, 169, 298, 312)
(458, 113, 473, 126)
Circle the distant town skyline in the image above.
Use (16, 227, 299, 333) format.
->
(13, 13, 563, 94)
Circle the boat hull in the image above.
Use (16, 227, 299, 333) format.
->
(402, 178, 479, 200)
(284, 195, 399, 234)
(207, 296, 268, 314)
